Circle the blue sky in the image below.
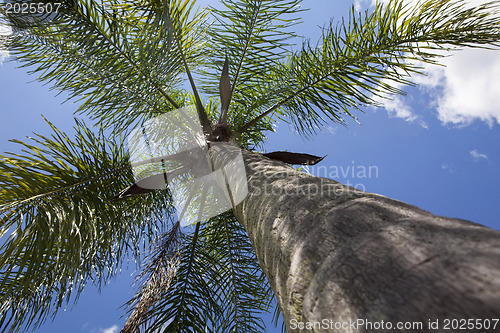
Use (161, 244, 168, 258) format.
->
(1, 0, 500, 332)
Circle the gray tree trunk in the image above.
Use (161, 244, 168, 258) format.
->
(231, 149, 500, 332)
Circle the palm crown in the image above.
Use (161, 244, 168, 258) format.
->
(1, 0, 500, 332)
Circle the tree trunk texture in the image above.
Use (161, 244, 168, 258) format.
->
(231, 149, 500, 332)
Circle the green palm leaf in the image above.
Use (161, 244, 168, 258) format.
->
(201, 212, 274, 333)
(140, 221, 220, 333)
(122, 212, 276, 333)
(2, 0, 209, 134)
(236, 0, 500, 136)
(201, 0, 303, 128)
(122, 221, 183, 333)
(0, 118, 175, 332)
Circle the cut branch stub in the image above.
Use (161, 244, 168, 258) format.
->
(262, 151, 326, 165)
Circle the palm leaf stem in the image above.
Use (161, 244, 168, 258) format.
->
(164, 7, 212, 134)
(223, 0, 264, 123)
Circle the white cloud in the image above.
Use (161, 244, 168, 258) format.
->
(357, 0, 500, 128)
(432, 49, 500, 126)
(470, 149, 488, 161)
(354, 0, 370, 11)
(101, 325, 119, 333)
(0, 24, 11, 35)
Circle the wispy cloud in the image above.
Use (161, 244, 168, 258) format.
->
(0, 25, 11, 35)
(373, 83, 429, 128)
(354, 0, 367, 11)
(325, 125, 337, 135)
(101, 325, 119, 333)
(354, 0, 378, 11)
(357, 0, 500, 128)
(441, 163, 455, 174)
(470, 149, 488, 161)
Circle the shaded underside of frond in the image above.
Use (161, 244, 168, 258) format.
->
(122, 212, 276, 333)
(201, 212, 275, 333)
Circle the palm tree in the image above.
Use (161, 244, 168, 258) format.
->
(1, 0, 500, 332)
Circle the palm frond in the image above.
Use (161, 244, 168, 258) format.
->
(236, 0, 500, 136)
(122, 221, 182, 333)
(125, 0, 213, 134)
(123, 212, 277, 333)
(134, 221, 219, 333)
(204, 212, 275, 333)
(1, 0, 209, 135)
(0, 118, 175, 332)
(200, 0, 303, 127)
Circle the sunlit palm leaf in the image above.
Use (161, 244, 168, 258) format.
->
(201, 0, 303, 135)
(2, 0, 209, 135)
(236, 0, 500, 136)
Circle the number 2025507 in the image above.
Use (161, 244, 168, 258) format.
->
(4, 2, 62, 14)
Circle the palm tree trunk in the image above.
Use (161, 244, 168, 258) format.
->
(231, 149, 500, 332)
